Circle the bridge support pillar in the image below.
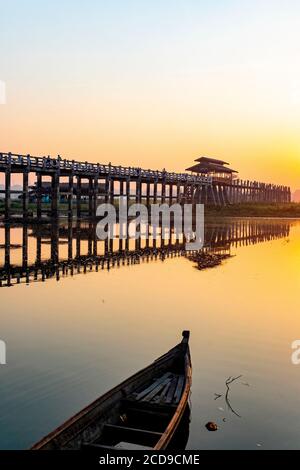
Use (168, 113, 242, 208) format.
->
(36, 173, 42, 219)
(51, 172, 59, 218)
(110, 179, 114, 205)
(68, 220, 73, 259)
(22, 225, 28, 270)
(153, 180, 158, 204)
(136, 179, 142, 204)
(126, 177, 130, 202)
(93, 176, 99, 216)
(5, 169, 11, 220)
(76, 176, 81, 218)
(169, 184, 173, 204)
(36, 228, 41, 264)
(176, 182, 181, 204)
(146, 181, 150, 206)
(89, 177, 93, 217)
(161, 180, 166, 203)
(68, 175, 74, 219)
(23, 171, 29, 219)
(105, 177, 110, 204)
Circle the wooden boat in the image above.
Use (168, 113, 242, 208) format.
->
(31, 331, 192, 450)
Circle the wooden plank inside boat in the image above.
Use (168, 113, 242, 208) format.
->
(141, 376, 173, 402)
(165, 376, 179, 404)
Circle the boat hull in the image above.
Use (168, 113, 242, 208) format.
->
(31, 332, 191, 450)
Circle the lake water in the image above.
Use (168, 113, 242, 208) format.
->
(1, 218, 300, 449)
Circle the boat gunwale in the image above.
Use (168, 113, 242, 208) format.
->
(154, 347, 192, 450)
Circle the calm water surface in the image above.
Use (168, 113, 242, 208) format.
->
(1, 218, 300, 449)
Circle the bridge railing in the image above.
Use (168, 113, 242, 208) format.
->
(0, 151, 212, 184)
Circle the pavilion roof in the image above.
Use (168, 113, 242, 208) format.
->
(185, 162, 238, 174)
(194, 156, 230, 165)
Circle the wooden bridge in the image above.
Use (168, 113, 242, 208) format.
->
(0, 151, 291, 220)
(0, 220, 290, 287)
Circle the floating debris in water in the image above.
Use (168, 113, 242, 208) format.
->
(214, 393, 222, 400)
(256, 443, 262, 447)
(241, 382, 250, 387)
(205, 422, 218, 431)
(218, 406, 224, 411)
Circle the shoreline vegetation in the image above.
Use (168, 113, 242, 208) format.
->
(1, 201, 300, 219)
(205, 203, 300, 218)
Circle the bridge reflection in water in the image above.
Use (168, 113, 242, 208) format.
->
(0, 219, 290, 288)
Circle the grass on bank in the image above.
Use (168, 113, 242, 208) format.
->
(205, 203, 300, 217)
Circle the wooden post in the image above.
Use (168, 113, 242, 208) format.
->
(110, 179, 115, 205)
(88, 177, 93, 217)
(204, 185, 208, 204)
(215, 185, 221, 205)
(208, 185, 215, 205)
(176, 182, 181, 203)
(219, 185, 223, 205)
(51, 222, 59, 262)
(4, 224, 10, 268)
(249, 181, 253, 203)
(105, 176, 110, 204)
(161, 179, 166, 203)
(146, 181, 151, 206)
(126, 177, 130, 202)
(76, 176, 81, 218)
(169, 184, 173, 204)
(36, 173, 42, 219)
(76, 220, 81, 257)
(68, 174, 74, 218)
(232, 181, 236, 204)
(259, 183, 263, 202)
(93, 176, 99, 216)
(88, 222, 93, 255)
(93, 220, 98, 256)
(36, 227, 41, 264)
(68, 220, 73, 259)
(23, 171, 29, 219)
(191, 184, 196, 204)
(5, 169, 11, 220)
(22, 225, 28, 269)
(223, 184, 230, 204)
(120, 180, 124, 197)
(51, 172, 59, 218)
(234, 180, 238, 203)
(228, 182, 232, 204)
(154, 180, 158, 204)
(136, 178, 142, 204)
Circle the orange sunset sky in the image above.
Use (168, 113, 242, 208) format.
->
(1, 1, 300, 190)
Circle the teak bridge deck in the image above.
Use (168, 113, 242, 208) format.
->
(0, 152, 291, 220)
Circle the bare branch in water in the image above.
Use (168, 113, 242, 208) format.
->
(225, 375, 242, 418)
